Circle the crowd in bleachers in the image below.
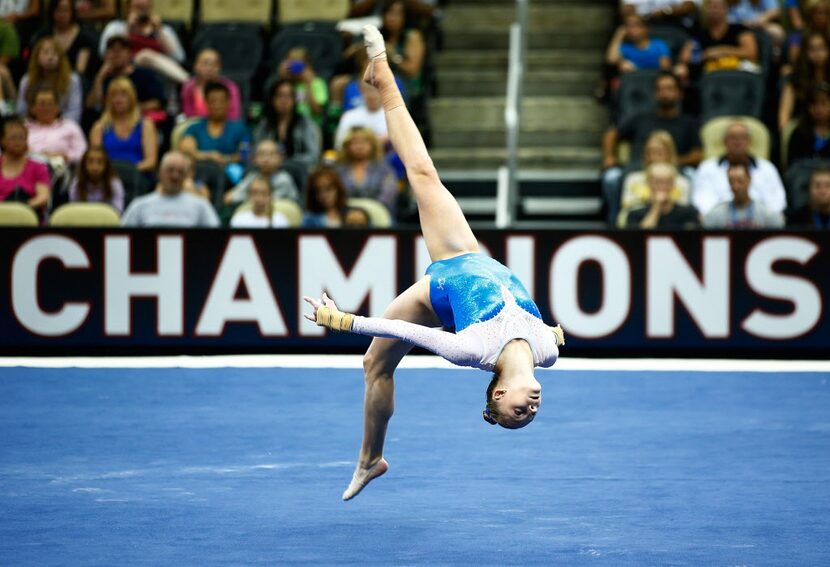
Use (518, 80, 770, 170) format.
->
(601, 0, 830, 229)
(0, 0, 439, 229)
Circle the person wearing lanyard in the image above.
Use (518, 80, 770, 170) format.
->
(703, 162, 785, 228)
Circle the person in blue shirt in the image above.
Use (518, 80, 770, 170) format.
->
(178, 81, 251, 167)
(606, 13, 672, 75)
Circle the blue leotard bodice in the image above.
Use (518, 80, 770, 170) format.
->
(426, 253, 542, 332)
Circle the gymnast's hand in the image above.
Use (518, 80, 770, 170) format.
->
(303, 292, 356, 332)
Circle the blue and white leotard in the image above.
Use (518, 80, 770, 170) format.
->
(351, 253, 559, 371)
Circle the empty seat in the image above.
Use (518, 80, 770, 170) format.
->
(192, 24, 264, 77)
(278, 0, 349, 23)
(648, 25, 690, 61)
(49, 202, 121, 227)
(110, 160, 152, 207)
(700, 115, 770, 160)
(155, 0, 194, 24)
(267, 22, 343, 80)
(0, 202, 39, 226)
(200, 0, 272, 25)
(616, 70, 658, 126)
(194, 160, 227, 207)
(347, 197, 392, 227)
(700, 71, 764, 122)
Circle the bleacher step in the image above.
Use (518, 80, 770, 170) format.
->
(431, 147, 601, 170)
(436, 69, 598, 97)
(435, 50, 604, 71)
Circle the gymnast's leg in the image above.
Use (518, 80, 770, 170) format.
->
(343, 277, 439, 501)
(363, 25, 478, 263)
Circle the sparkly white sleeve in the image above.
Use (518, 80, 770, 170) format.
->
(351, 316, 484, 368)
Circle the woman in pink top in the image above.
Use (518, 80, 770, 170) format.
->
(0, 117, 51, 216)
(25, 86, 88, 165)
(180, 48, 242, 121)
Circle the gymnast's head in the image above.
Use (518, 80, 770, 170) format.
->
(483, 369, 542, 430)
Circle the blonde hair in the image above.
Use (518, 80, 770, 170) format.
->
(646, 162, 678, 181)
(643, 130, 678, 166)
(340, 127, 383, 163)
(27, 38, 71, 103)
(100, 77, 141, 128)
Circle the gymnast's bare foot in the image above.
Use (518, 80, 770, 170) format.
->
(342, 457, 389, 501)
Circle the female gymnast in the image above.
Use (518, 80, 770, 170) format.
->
(304, 26, 565, 501)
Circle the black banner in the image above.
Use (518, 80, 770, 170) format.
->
(1, 228, 827, 357)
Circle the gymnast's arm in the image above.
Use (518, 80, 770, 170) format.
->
(351, 316, 483, 368)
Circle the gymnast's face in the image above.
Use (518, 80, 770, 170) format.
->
(492, 381, 541, 429)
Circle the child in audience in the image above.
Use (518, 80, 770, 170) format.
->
(69, 145, 125, 213)
(223, 139, 299, 205)
(230, 175, 290, 228)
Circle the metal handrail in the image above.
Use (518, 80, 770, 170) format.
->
(496, 0, 528, 228)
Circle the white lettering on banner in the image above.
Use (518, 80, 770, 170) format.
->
(11, 235, 91, 336)
(506, 236, 535, 298)
(742, 237, 822, 339)
(195, 236, 287, 336)
(647, 237, 730, 338)
(299, 236, 397, 336)
(550, 236, 631, 338)
(104, 235, 184, 336)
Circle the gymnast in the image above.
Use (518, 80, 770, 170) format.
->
(303, 26, 565, 501)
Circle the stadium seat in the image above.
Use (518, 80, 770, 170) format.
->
(780, 118, 799, 169)
(192, 24, 264, 77)
(278, 0, 349, 23)
(49, 203, 121, 227)
(347, 197, 392, 228)
(280, 158, 310, 193)
(0, 202, 38, 226)
(700, 71, 764, 122)
(110, 160, 151, 207)
(200, 0, 272, 25)
(194, 160, 227, 208)
(752, 28, 773, 81)
(233, 198, 303, 227)
(616, 70, 658, 126)
(171, 117, 200, 150)
(648, 25, 690, 61)
(155, 0, 194, 24)
(267, 22, 343, 80)
(785, 158, 830, 211)
(700, 116, 770, 160)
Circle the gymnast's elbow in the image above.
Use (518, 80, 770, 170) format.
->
(406, 156, 440, 184)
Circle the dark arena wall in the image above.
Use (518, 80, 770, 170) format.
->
(1, 229, 827, 358)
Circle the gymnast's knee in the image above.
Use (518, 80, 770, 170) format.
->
(362, 350, 395, 381)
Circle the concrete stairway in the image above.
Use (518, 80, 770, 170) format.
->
(428, 0, 614, 225)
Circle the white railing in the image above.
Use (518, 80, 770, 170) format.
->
(496, 0, 528, 228)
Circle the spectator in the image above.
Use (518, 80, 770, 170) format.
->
(788, 85, 830, 164)
(178, 82, 251, 168)
(620, 0, 699, 30)
(75, 0, 116, 22)
(98, 0, 188, 84)
(229, 175, 290, 228)
(727, 0, 785, 47)
(275, 47, 328, 126)
(601, 71, 702, 222)
(0, 19, 19, 105)
(254, 79, 321, 171)
(121, 151, 220, 227)
(703, 162, 784, 228)
(779, 32, 830, 130)
(69, 145, 125, 213)
(302, 166, 349, 228)
(181, 48, 243, 121)
(162, 151, 209, 200)
(787, 165, 830, 228)
(605, 14, 671, 79)
(618, 130, 691, 221)
(30, 0, 98, 80)
(625, 163, 701, 228)
(1, 0, 41, 47)
(336, 126, 398, 215)
(86, 35, 165, 113)
(344, 206, 371, 227)
(334, 81, 388, 150)
(694, 0, 758, 74)
(0, 116, 51, 215)
(25, 86, 87, 166)
(693, 122, 786, 215)
(90, 76, 158, 172)
(223, 140, 299, 206)
(381, 0, 426, 100)
(786, 0, 830, 66)
(17, 37, 83, 122)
